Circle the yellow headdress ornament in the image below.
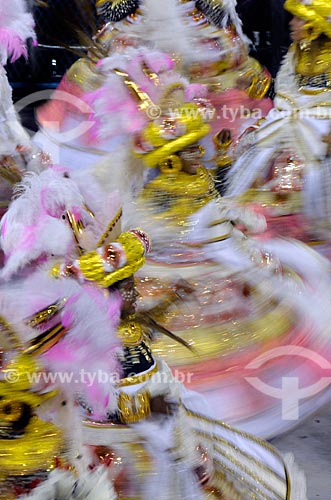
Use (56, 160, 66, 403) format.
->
(134, 103, 211, 168)
(52, 229, 151, 288)
(285, 0, 331, 40)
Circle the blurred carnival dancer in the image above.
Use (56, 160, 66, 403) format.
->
(0, 0, 48, 211)
(124, 78, 331, 438)
(226, 0, 331, 242)
(51, 43, 331, 438)
(4, 109, 331, 441)
(0, 307, 118, 499)
(20, 14, 331, 437)
(0, 171, 305, 498)
(34, 0, 272, 180)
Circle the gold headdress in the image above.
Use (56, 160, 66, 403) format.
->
(134, 103, 211, 168)
(133, 83, 214, 219)
(285, 0, 331, 40)
(52, 228, 151, 288)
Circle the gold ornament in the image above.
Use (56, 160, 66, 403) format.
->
(113, 68, 156, 114)
(65, 210, 85, 256)
(246, 70, 272, 100)
(141, 166, 215, 221)
(118, 317, 144, 346)
(0, 417, 64, 477)
(23, 323, 69, 357)
(136, 104, 211, 168)
(25, 299, 67, 329)
(1, 355, 57, 406)
(213, 131, 232, 168)
(159, 155, 183, 175)
(97, 207, 123, 247)
(295, 37, 331, 83)
(0, 355, 65, 478)
(117, 390, 151, 424)
(52, 231, 148, 288)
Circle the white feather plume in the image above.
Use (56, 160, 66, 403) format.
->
(112, 0, 248, 63)
(0, 0, 36, 64)
(137, 0, 196, 60)
(18, 466, 117, 500)
(221, 0, 247, 39)
(0, 167, 121, 279)
(0, 170, 83, 279)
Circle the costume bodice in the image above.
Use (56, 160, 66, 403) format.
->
(295, 39, 331, 89)
(117, 317, 156, 384)
(141, 166, 215, 222)
(275, 44, 331, 104)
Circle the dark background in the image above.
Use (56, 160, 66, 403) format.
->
(237, 0, 291, 77)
